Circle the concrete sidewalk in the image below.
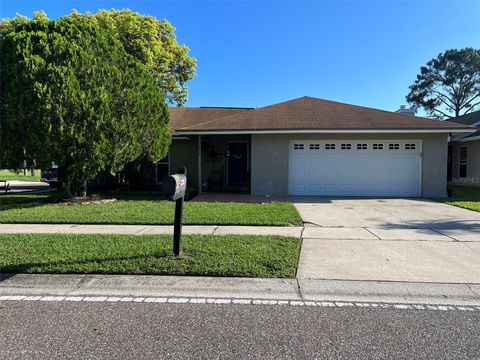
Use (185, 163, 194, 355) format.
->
(1, 273, 480, 306)
(0, 223, 303, 237)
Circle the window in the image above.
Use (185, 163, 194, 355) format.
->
(389, 144, 400, 150)
(325, 144, 336, 150)
(293, 144, 304, 150)
(373, 144, 383, 150)
(357, 144, 367, 150)
(156, 153, 170, 183)
(460, 146, 467, 178)
(405, 144, 416, 150)
(341, 144, 351, 150)
(309, 144, 320, 150)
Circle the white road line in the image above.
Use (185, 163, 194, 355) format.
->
(0, 295, 478, 312)
(105, 297, 122, 302)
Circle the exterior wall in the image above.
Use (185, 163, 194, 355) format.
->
(451, 139, 480, 186)
(251, 133, 448, 198)
(421, 134, 448, 197)
(170, 137, 199, 191)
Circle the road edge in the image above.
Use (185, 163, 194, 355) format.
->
(1, 273, 479, 306)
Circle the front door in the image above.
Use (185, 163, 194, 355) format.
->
(227, 142, 248, 190)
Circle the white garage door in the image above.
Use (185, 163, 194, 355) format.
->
(288, 140, 421, 197)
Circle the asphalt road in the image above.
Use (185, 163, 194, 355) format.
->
(1, 302, 478, 360)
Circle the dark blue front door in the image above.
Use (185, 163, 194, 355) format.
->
(228, 142, 248, 187)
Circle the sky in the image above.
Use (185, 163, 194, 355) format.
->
(1, 0, 479, 113)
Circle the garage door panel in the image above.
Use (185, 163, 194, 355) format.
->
(289, 140, 421, 197)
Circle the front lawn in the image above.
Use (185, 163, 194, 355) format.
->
(0, 169, 41, 182)
(0, 191, 302, 226)
(440, 185, 480, 212)
(0, 234, 300, 278)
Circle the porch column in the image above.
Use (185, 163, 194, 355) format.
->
(198, 135, 203, 193)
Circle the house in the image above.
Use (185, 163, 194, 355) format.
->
(162, 96, 473, 198)
(448, 110, 480, 186)
(395, 105, 416, 116)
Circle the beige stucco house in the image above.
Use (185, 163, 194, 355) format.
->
(449, 110, 480, 186)
(160, 96, 473, 198)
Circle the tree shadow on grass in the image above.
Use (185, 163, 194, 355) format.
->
(0, 250, 199, 276)
(0, 190, 167, 214)
(0, 190, 68, 212)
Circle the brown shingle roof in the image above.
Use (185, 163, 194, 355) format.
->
(449, 110, 480, 126)
(174, 96, 473, 133)
(169, 107, 252, 133)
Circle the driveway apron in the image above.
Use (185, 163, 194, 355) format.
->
(293, 197, 480, 283)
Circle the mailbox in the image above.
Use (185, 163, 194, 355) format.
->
(163, 167, 187, 256)
(163, 174, 187, 201)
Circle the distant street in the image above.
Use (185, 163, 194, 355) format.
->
(2, 180, 50, 194)
(1, 301, 478, 360)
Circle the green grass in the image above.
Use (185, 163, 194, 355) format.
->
(440, 185, 480, 212)
(0, 233, 300, 277)
(0, 169, 41, 182)
(0, 190, 302, 226)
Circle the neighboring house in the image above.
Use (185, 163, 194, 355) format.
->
(395, 105, 416, 116)
(162, 96, 472, 198)
(448, 110, 480, 186)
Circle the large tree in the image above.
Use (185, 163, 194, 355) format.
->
(407, 48, 480, 118)
(0, 12, 171, 197)
(93, 9, 196, 106)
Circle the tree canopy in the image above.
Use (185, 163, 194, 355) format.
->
(406, 48, 480, 118)
(0, 10, 186, 196)
(93, 9, 196, 106)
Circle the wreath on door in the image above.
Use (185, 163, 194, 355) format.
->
(203, 142, 223, 164)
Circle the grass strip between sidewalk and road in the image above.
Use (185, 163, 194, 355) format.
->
(0, 191, 302, 226)
(440, 185, 480, 212)
(0, 234, 301, 278)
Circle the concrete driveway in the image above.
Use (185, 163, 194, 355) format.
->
(293, 198, 480, 284)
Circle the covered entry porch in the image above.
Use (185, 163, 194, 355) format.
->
(169, 134, 251, 194)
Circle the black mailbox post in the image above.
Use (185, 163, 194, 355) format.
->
(163, 167, 187, 256)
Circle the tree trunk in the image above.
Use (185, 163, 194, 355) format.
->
(67, 178, 88, 198)
(31, 159, 37, 177)
(23, 148, 27, 176)
(455, 101, 462, 117)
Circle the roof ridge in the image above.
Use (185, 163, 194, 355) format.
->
(176, 108, 255, 131)
(300, 96, 469, 126)
(169, 106, 252, 110)
(173, 107, 253, 131)
(199, 106, 254, 109)
(178, 96, 471, 131)
(177, 97, 317, 130)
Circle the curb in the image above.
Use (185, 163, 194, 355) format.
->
(1, 294, 479, 312)
(1, 274, 479, 307)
